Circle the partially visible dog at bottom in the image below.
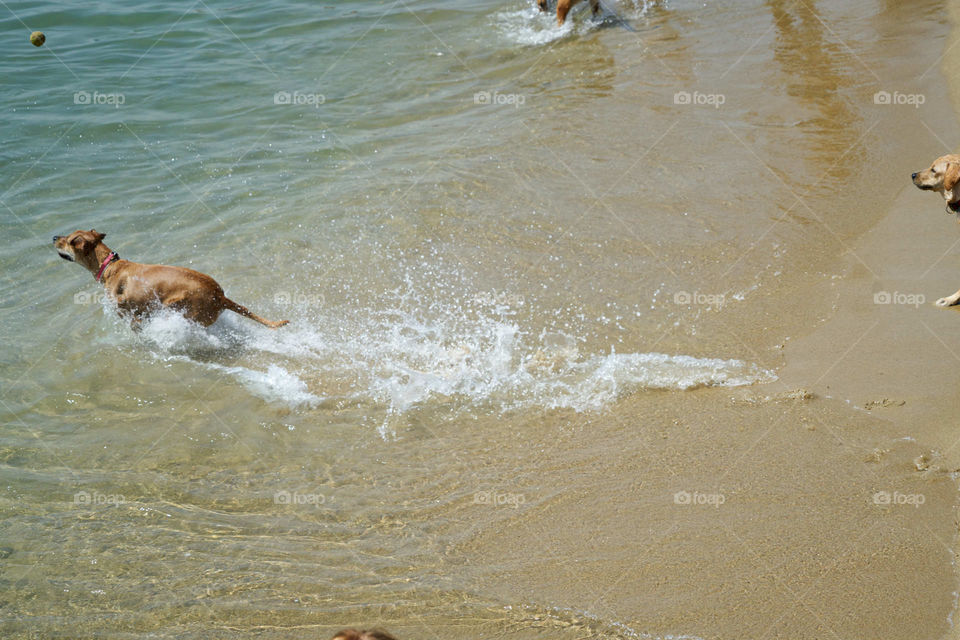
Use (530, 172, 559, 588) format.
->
(53, 229, 289, 329)
(330, 630, 398, 640)
(537, 0, 600, 26)
(912, 155, 960, 307)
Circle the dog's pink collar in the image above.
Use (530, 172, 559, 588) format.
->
(95, 252, 119, 282)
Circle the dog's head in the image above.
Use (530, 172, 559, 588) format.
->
(913, 154, 960, 213)
(53, 229, 107, 269)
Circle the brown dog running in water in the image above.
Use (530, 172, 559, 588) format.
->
(53, 229, 289, 329)
(537, 0, 600, 26)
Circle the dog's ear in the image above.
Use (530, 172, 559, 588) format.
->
(71, 234, 92, 253)
(945, 164, 960, 193)
(89, 229, 106, 242)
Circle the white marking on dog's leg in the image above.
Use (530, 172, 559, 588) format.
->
(936, 292, 960, 307)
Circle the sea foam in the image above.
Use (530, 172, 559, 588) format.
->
(120, 290, 774, 419)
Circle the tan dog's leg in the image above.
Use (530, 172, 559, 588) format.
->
(936, 289, 960, 308)
(556, 0, 580, 25)
(590, 0, 600, 17)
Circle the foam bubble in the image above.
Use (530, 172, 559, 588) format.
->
(206, 363, 322, 409)
(125, 305, 245, 357)
(527, 351, 775, 412)
(496, 6, 577, 46)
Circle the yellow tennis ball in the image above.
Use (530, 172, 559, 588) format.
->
(30, 31, 45, 47)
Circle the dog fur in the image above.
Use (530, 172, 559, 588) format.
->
(912, 153, 960, 214)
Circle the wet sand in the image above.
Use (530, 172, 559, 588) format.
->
(459, 390, 957, 639)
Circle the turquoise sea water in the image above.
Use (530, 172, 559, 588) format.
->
(5, 0, 779, 419)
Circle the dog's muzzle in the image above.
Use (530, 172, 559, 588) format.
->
(53, 237, 74, 261)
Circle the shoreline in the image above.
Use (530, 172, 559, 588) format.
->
(461, 3, 960, 639)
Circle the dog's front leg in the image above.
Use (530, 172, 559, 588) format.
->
(936, 289, 960, 307)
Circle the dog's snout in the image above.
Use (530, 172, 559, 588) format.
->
(912, 173, 918, 180)
(52, 235, 61, 243)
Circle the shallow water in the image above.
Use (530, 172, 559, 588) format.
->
(3, 0, 959, 638)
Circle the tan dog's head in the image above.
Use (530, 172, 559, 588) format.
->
(913, 154, 960, 213)
(53, 229, 107, 270)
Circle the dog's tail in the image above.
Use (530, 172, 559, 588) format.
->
(223, 297, 289, 329)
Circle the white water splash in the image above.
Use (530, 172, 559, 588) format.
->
(118, 291, 774, 418)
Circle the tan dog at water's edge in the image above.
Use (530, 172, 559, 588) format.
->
(53, 229, 289, 329)
(913, 154, 960, 307)
(912, 154, 960, 214)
